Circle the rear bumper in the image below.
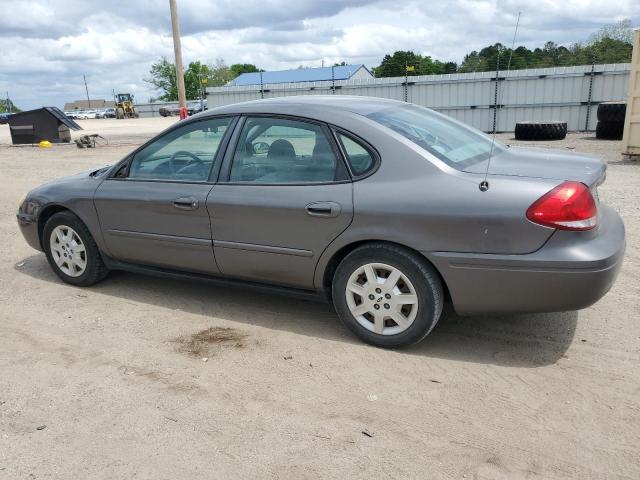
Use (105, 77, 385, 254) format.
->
(425, 205, 625, 315)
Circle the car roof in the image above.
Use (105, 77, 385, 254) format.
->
(204, 95, 406, 117)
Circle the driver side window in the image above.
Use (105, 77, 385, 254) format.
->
(127, 117, 232, 182)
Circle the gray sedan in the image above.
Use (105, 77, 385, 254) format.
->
(17, 96, 625, 347)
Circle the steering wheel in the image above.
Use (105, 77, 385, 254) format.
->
(168, 150, 204, 174)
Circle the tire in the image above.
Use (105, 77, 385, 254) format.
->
(597, 102, 626, 123)
(595, 121, 624, 140)
(332, 243, 443, 348)
(43, 211, 109, 287)
(514, 121, 567, 141)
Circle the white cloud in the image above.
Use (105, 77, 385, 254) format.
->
(0, 0, 638, 109)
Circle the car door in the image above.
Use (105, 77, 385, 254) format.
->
(207, 115, 354, 289)
(94, 116, 235, 274)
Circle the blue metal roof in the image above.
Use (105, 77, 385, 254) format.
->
(231, 64, 369, 86)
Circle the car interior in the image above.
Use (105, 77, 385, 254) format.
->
(121, 117, 376, 184)
(229, 120, 338, 183)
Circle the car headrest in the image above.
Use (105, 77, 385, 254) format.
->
(267, 139, 296, 164)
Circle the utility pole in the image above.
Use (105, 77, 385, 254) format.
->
(169, 0, 187, 119)
(83, 75, 91, 109)
(6, 91, 10, 113)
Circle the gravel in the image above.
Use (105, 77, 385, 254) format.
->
(1, 120, 638, 479)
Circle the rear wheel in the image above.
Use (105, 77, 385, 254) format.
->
(43, 212, 109, 287)
(332, 244, 443, 348)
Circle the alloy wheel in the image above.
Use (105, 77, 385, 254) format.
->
(345, 262, 418, 335)
(49, 225, 87, 277)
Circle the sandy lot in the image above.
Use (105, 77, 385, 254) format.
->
(1, 118, 639, 479)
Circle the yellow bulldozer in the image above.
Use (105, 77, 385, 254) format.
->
(115, 93, 139, 119)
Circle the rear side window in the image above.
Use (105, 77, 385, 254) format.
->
(338, 133, 375, 176)
(229, 117, 339, 184)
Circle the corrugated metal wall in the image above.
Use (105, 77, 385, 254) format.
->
(136, 102, 180, 118)
(206, 64, 630, 132)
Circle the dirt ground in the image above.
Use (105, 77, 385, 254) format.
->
(1, 118, 639, 479)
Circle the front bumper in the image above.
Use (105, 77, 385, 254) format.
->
(17, 211, 42, 252)
(425, 205, 625, 315)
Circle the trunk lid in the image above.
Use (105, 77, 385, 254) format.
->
(465, 146, 606, 187)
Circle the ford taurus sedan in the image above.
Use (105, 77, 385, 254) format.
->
(17, 96, 625, 347)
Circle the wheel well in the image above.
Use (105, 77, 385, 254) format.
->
(37, 205, 70, 249)
(321, 240, 451, 304)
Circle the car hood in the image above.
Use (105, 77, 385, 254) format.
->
(464, 146, 606, 186)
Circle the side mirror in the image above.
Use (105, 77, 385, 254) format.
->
(252, 141, 269, 155)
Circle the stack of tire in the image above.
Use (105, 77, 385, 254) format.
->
(514, 121, 567, 141)
(596, 102, 626, 140)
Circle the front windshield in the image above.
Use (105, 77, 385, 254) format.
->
(366, 104, 503, 169)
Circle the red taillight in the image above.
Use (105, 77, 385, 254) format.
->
(526, 181, 597, 231)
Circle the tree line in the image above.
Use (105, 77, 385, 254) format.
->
(145, 59, 263, 102)
(374, 19, 633, 76)
(146, 19, 634, 101)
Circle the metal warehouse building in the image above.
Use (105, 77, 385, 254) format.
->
(207, 63, 629, 132)
(230, 64, 374, 86)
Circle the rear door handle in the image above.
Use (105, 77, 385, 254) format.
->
(305, 201, 341, 218)
(173, 196, 199, 210)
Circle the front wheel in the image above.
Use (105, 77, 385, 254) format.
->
(332, 244, 444, 348)
(43, 212, 109, 287)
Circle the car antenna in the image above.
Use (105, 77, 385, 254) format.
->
(480, 11, 521, 192)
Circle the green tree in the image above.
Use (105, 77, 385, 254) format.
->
(146, 57, 244, 100)
(208, 59, 237, 87)
(145, 57, 179, 101)
(588, 19, 633, 44)
(230, 63, 261, 76)
(0, 98, 21, 113)
(374, 50, 457, 77)
(439, 19, 633, 75)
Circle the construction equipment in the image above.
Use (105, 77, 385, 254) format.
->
(114, 93, 139, 119)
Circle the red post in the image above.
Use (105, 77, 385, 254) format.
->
(179, 107, 188, 120)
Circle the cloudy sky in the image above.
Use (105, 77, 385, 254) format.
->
(1, 0, 638, 110)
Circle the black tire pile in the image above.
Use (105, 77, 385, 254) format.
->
(596, 102, 626, 140)
(514, 121, 567, 141)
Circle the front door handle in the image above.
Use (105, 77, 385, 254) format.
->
(305, 201, 341, 218)
(173, 196, 199, 210)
